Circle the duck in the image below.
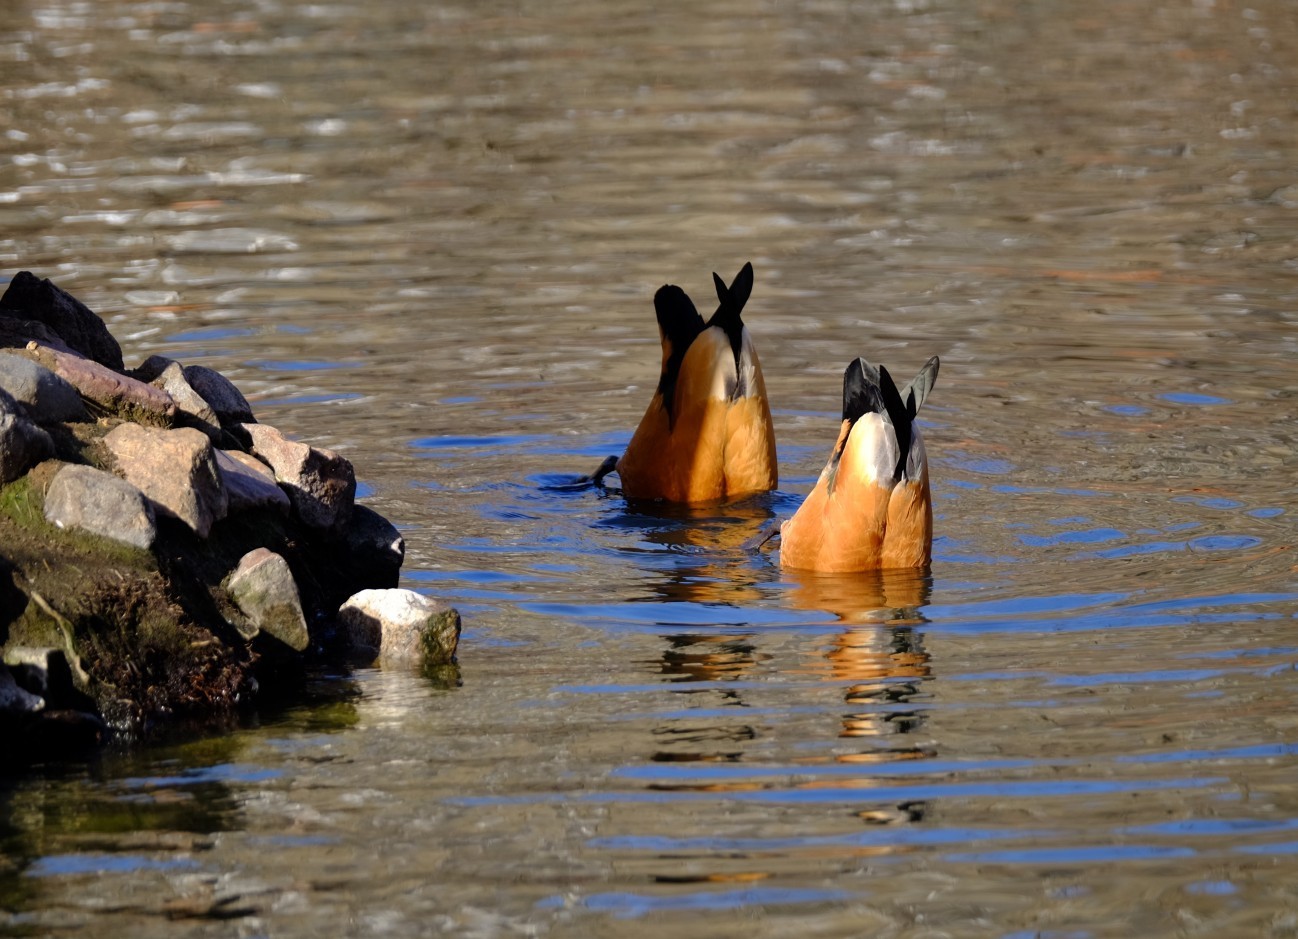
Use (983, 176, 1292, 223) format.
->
(594, 262, 777, 504)
(779, 355, 939, 572)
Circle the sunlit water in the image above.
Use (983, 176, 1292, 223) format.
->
(3, 0, 1298, 935)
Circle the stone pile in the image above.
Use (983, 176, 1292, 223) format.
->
(0, 271, 460, 758)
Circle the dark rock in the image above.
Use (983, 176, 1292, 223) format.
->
(0, 665, 43, 714)
(0, 315, 77, 355)
(235, 422, 355, 531)
(0, 271, 124, 370)
(182, 364, 255, 426)
(44, 462, 157, 550)
(0, 352, 89, 424)
(131, 354, 175, 384)
(103, 424, 228, 537)
(343, 504, 406, 589)
(227, 548, 310, 651)
(3, 646, 93, 711)
(0, 395, 55, 484)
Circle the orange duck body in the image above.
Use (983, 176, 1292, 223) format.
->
(780, 356, 939, 573)
(616, 262, 777, 504)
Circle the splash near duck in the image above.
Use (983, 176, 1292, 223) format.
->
(780, 356, 939, 572)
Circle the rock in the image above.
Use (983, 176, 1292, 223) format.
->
(0, 314, 78, 356)
(20, 343, 175, 425)
(227, 548, 310, 651)
(140, 357, 222, 439)
(215, 449, 291, 516)
(103, 424, 228, 537)
(3, 646, 92, 709)
(343, 504, 406, 588)
(0, 392, 55, 484)
(44, 462, 157, 550)
(0, 352, 89, 424)
(131, 354, 176, 384)
(182, 364, 255, 426)
(337, 589, 461, 666)
(0, 271, 124, 370)
(0, 666, 44, 714)
(235, 423, 355, 531)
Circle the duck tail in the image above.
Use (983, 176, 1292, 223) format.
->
(652, 284, 705, 422)
(842, 357, 930, 483)
(707, 261, 754, 355)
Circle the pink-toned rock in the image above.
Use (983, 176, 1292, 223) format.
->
(21, 342, 175, 425)
(235, 423, 355, 531)
(215, 449, 290, 516)
(103, 424, 228, 537)
(227, 548, 309, 651)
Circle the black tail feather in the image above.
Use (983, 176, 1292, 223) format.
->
(712, 261, 753, 319)
(841, 357, 884, 423)
(876, 363, 911, 482)
(708, 262, 755, 361)
(841, 356, 934, 483)
(653, 284, 706, 420)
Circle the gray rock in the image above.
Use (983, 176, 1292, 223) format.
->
(182, 364, 255, 426)
(0, 401, 55, 484)
(0, 271, 124, 370)
(0, 666, 44, 714)
(215, 449, 291, 516)
(147, 360, 222, 440)
(337, 589, 461, 666)
(103, 424, 228, 537)
(227, 548, 310, 651)
(44, 463, 157, 550)
(235, 422, 355, 531)
(0, 352, 89, 423)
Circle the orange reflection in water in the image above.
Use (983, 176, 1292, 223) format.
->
(631, 497, 776, 606)
(783, 566, 931, 626)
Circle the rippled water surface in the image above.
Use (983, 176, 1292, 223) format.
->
(3, 0, 1298, 935)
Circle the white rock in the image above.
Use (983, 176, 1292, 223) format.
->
(337, 588, 460, 666)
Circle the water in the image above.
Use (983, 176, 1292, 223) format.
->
(3, 0, 1298, 935)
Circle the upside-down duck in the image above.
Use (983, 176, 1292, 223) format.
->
(598, 262, 778, 504)
(779, 355, 939, 572)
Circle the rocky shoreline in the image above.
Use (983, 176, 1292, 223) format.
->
(0, 271, 459, 762)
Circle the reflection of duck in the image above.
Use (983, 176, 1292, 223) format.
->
(784, 568, 933, 769)
(625, 497, 776, 606)
(651, 634, 762, 764)
(780, 356, 939, 572)
(830, 625, 931, 746)
(658, 633, 763, 685)
(784, 566, 931, 625)
(596, 262, 777, 504)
